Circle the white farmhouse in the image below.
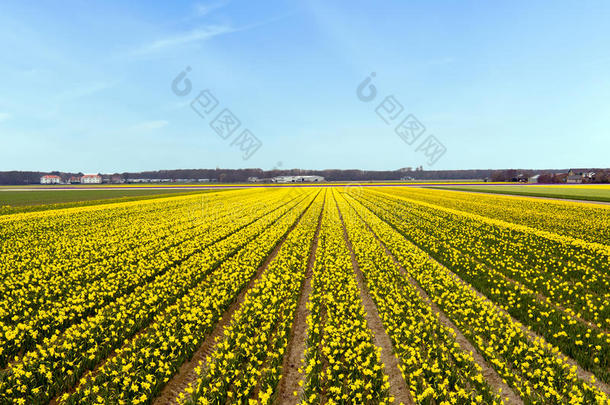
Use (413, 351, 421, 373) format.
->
(81, 174, 102, 184)
(40, 175, 62, 184)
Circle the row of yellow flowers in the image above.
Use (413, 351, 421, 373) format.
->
(298, 190, 391, 404)
(389, 187, 610, 245)
(360, 189, 610, 382)
(0, 189, 245, 283)
(2, 185, 608, 403)
(0, 190, 285, 366)
(181, 190, 324, 404)
(373, 189, 609, 273)
(0, 190, 311, 404)
(350, 189, 609, 403)
(58, 191, 316, 404)
(336, 191, 502, 404)
(0, 190, 251, 315)
(369, 189, 610, 328)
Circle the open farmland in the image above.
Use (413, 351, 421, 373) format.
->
(1, 187, 609, 404)
(430, 184, 610, 203)
(0, 188, 227, 216)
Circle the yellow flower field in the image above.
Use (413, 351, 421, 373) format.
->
(0, 186, 609, 404)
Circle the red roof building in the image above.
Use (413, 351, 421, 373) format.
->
(81, 174, 102, 184)
(40, 175, 61, 184)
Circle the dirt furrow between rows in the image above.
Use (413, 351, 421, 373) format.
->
(274, 195, 325, 404)
(5, 197, 303, 376)
(373, 214, 610, 398)
(354, 212, 523, 404)
(336, 203, 414, 405)
(153, 196, 318, 405)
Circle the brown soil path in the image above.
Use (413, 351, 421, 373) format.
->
(382, 219, 610, 398)
(335, 196, 414, 405)
(153, 192, 320, 405)
(274, 192, 325, 404)
(350, 205, 523, 404)
(368, 189, 610, 336)
(352, 193, 610, 397)
(47, 196, 312, 405)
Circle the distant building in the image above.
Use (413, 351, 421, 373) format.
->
(528, 174, 540, 183)
(272, 175, 324, 183)
(567, 175, 583, 184)
(567, 169, 595, 183)
(273, 176, 292, 183)
(248, 176, 274, 183)
(111, 174, 124, 184)
(81, 174, 102, 184)
(68, 176, 81, 184)
(40, 175, 61, 184)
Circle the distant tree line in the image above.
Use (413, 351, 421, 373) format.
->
(490, 169, 610, 183)
(537, 171, 610, 183)
(100, 168, 562, 183)
(0, 171, 84, 185)
(1, 168, 608, 185)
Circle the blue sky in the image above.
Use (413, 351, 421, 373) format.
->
(0, 1, 608, 172)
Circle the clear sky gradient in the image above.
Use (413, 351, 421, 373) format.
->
(1, 1, 608, 172)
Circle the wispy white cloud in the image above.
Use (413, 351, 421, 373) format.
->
(0, 112, 11, 122)
(194, 0, 229, 17)
(134, 25, 235, 55)
(131, 120, 169, 131)
(134, 10, 295, 56)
